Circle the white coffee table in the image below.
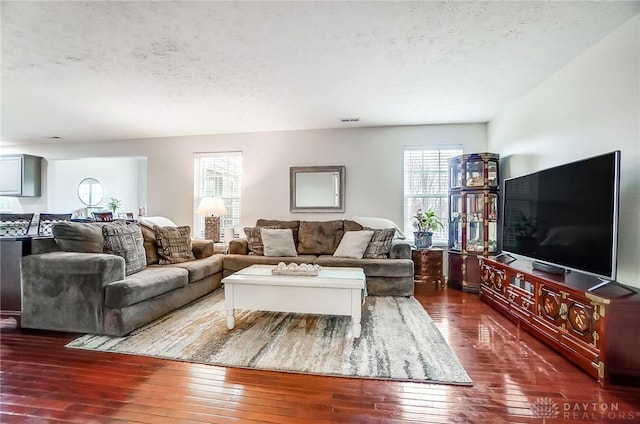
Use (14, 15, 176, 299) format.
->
(222, 264, 366, 338)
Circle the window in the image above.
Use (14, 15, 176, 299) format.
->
(403, 146, 463, 244)
(194, 152, 242, 239)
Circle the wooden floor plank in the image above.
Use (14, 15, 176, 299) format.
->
(2, 282, 639, 423)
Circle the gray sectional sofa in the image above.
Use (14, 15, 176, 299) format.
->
(21, 221, 223, 336)
(20, 218, 414, 337)
(224, 219, 415, 296)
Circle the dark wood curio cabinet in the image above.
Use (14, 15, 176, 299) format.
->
(447, 152, 499, 292)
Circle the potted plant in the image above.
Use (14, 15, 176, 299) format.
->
(107, 197, 122, 215)
(411, 208, 443, 249)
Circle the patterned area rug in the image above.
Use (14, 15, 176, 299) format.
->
(67, 289, 472, 385)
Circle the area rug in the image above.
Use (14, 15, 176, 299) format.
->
(66, 289, 472, 385)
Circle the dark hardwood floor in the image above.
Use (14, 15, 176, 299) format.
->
(2, 283, 639, 423)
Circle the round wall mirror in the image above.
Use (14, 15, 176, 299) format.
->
(77, 177, 104, 206)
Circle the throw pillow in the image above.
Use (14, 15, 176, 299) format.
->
(297, 220, 345, 255)
(261, 228, 298, 257)
(153, 225, 195, 264)
(102, 223, 147, 275)
(256, 219, 300, 248)
(351, 216, 406, 239)
(244, 225, 278, 255)
(363, 227, 396, 259)
(333, 230, 374, 259)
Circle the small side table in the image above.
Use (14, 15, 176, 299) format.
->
(412, 248, 444, 286)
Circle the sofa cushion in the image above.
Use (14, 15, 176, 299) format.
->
(52, 221, 105, 253)
(313, 255, 414, 277)
(105, 266, 189, 308)
(229, 238, 249, 255)
(153, 226, 196, 264)
(223, 254, 318, 273)
(164, 254, 223, 283)
(261, 228, 298, 257)
(297, 220, 344, 255)
(102, 222, 147, 276)
(244, 225, 278, 255)
(344, 220, 364, 232)
(363, 228, 396, 259)
(256, 219, 300, 247)
(333, 230, 374, 259)
(191, 239, 214, 259)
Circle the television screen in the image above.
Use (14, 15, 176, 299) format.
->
(502, 151, 620, 279)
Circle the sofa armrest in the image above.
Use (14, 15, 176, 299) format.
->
(191, 239, 214, 259)
(229, 238, 249, 255)
(389, 240, 411, 259)
(21, 252, 126, 333)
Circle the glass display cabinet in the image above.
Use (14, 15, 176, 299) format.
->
(447, 152, 500, 292)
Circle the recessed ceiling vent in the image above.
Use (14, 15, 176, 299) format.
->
(340, 118, 359, 123)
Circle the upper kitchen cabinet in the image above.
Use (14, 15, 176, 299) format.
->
(0, 155, 42, 197)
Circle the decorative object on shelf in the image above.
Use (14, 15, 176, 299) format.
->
(107, 197, 122, 214)
(272, 262, 321, 276)
(411, 208, 443, 249)
(447, 152, 500, 292)
(195, 197, 227, 242)
(224, 227, 235, 242)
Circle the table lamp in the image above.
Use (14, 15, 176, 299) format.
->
(195, 197, 227, 242)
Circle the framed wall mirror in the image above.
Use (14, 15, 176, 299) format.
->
(77, 177, 104, 206)
(290, 165, 345, 212)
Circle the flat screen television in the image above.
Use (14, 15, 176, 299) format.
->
(502, 151, 620, 281)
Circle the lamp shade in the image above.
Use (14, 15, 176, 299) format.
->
(195, 197, 228, 216)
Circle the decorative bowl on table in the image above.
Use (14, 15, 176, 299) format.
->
(271, 262, 321, 276)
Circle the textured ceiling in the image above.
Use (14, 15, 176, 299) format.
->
(1, 1, 639, 145)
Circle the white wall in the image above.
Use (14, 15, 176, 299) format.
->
(51, 157, 145, 215)
(488, 16, 640, 288)
(3, 123, 486, 232)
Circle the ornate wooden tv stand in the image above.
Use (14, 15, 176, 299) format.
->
(479, 256, 640, 388)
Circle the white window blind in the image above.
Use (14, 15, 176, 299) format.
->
(403, 146, 463, 244)
(194, 152, 242, 239)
